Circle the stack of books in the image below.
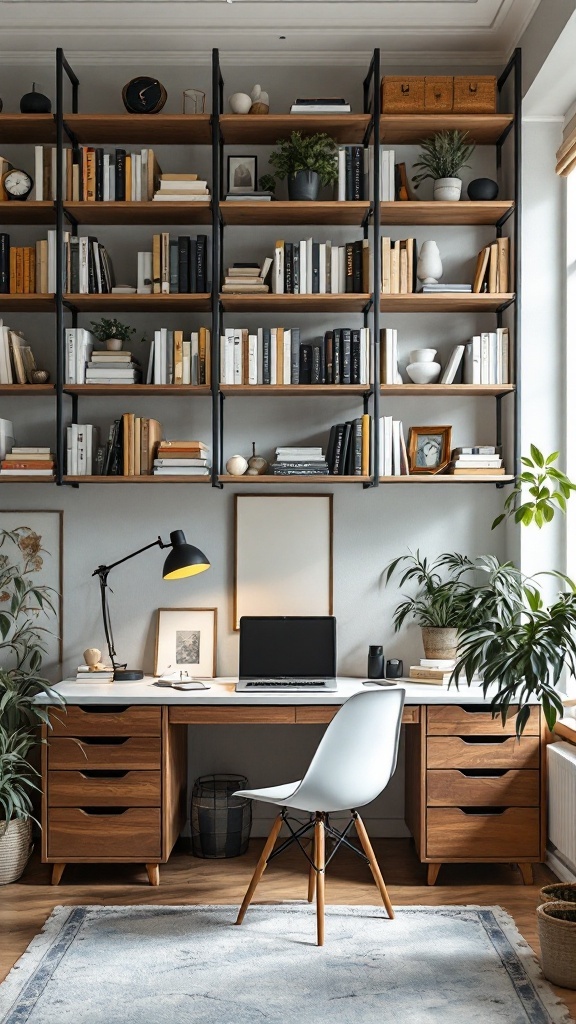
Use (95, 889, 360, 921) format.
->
(473, 239, 509, 293)
(446, 446, 505, 476)
(327, 417, 370, 476)
(271, 238, 369, 294)
(221, 261, 271, 295)
(147, 328, 210, 385)
(154, 439, 211, 477)
(153, 173, 210, 203)
(421, 283, 472, 294)
(0, 323, 39, 384)
(219, 325, 370, 386)
(149, 233, 208, 293)
(407, 660, 457, 685)
(225, 191, 274, 203)
(1, 446, 55, 478)
(290, 97, 351, 113)
(462, 329, 510, 384)
(86, 351, 141, 386)
(337, 146, 365, 201)
(0, 419, 14, 458)
(270, 447, 328, 476)
(377, 417, 409, 477)
(380, 237, 417, 294)
(76, 665, 114, 682)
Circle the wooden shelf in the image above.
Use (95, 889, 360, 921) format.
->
(0, 384, 54, 395)
(219, 474, 370, 484)
(220, 293, 371, 313)
(220, 384, 370, 397)
(379, 474, 514, 484)
(0, 114, 56, 144)
(64, 201, 212, 226)
(0, 201, 55, 224)
(63, 293, 211, 313)
(380, 201, 514, 226)
(379, 384, 514, 396)
(0, 476, 55, 483)
(220, 201, 370, 226)
(63, 114, 211, 145)
(380, 114, 514, 145)
(63, 475, 211, 484)
(220, 114, 371, 145)
(64, 384, 211, 397)
(380, 293, 514, 313)
(0, 294, 55, 311)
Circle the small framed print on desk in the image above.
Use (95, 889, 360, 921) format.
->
(154, 607, 217, 678)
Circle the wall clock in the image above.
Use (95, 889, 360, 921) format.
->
(2, 168, 34, 201)
(122, 77, 167, 115)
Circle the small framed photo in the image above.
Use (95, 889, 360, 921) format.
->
(154, 607, 217, 677)
(227, 155, 258, 194)
(408, 425, 452, 474)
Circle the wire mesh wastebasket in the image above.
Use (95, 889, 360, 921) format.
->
(190, 774, 252, 858)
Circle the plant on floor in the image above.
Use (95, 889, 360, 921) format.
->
(261, 132, 338, 200)
(0, 527, 63, 884)
(411, 129, 475, 201)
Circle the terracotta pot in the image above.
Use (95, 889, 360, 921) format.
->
(421, 626, 459, 660)
(0, 818, 33, 885)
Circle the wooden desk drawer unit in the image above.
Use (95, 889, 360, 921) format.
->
(427, 735, 540, 770)
(427, 807, 541, 860)
(48, 736, 162, 770)
(48, 770, 161, 807)
(427, 704, 539, 736)
(49, 705, 161, 736)
(48, 808, 162, 860)
(427, 769, 540, 807)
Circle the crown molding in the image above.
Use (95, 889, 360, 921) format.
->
(522, 115, 564, 122)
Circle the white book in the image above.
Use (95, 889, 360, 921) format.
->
(135, 154, 142, 202)
(330, 244, 339, 295)
(338, 246, 346, 293)
(380, 150, 388, 201)
(223, 329, 234, 385)
(220, 335, 227, 385)
(306, 238, 313, 293)
(182, 340, 191, 385)
(257, 327, 264, 384)
(69, 423, 78, 476)
(499, 326, 510, 385)
(161, 327, 169, 384)
(299, 240, 307, 296)
(34, 146, 43, 201)
(153, 330, 161, 385)
(86, 424, 93, 474)
(166, 330, 174, 384)
(191, 332, 199, 385)
(480, 332, 490, 384)
(392, 419, 401, 476)
(270, 328, 277, 385)
(137, 252, 153, 294)
(388, 149, 395, 202)
(463, 336, 481, 384)
(103, 154, 110, 201)
(233, 329, 242, 384)
(440, 344, 465, 385)
(248, 334, 258, 386)
(318, 243, 326, 294)
(146, 339, 155, 384)
(273, 242, 284, 294)
(77, 424, 87, 475)
(77, 328, 94, 384)
(488, 332, 498, 385)
(283, 329, 291, 384)
(0, 326, 11, 385)
(338, 147, 346, 201)
(383, 415, 393, 476)
(325, 240, 332, 294)
(360, 327, 369, 385)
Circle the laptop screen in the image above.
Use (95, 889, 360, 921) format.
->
(239, 616, 337, 678)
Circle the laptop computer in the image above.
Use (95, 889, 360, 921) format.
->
(236, 615, 337, 692)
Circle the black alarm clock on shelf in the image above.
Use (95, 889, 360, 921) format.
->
(2, 168, 34, 201)
(122, 77, 167, 114)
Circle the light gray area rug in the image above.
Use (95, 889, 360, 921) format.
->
(0, 905, 572, 1024)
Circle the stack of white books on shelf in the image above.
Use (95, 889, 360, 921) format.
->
(85, 351, 141, 385)
(290, 97, 351, 113)
(463, 330, 510, 385)
(66, 424, 96, 476)
(221, 261, 271, 294)
(153, 440, 211, 477)
(446, 446, 505, 476)
(377, 416, 409, 476)
(153, 173, 210, 202)
(1, 447, 55, 477)
(270, 447, 328, 476)
(76, 665, 114, 682)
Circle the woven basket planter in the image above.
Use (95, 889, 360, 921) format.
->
(421, 626, 459, 660)
(0, 818, 33, 885)
(537, 901, 576, 990)
(539, 882, 576, 905)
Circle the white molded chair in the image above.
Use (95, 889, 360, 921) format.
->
(234, 687, 405, 945)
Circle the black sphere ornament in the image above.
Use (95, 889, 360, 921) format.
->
(20, 83, 52, 115)
(467, 177, 499, 201)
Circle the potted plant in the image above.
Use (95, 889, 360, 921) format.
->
(89, 318, 141, 353)
(0, 527, 63, 884)
(412, 129, 475, 201)
(259, 131, 338, 201)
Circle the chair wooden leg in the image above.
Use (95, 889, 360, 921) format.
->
(315, 815, 325, 947)
(308, 860, 316, 903)
(51, 863, 66, 886)
(427, 863, 441, 886)
(146, 864, 160, 886)
(518, 863, 534, 885)
(236, 813, 284, 925)
(354, 814, 394, 919)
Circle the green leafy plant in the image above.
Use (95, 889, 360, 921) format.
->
(411, 130, 475, 188)
(89, 318, 143, 345)
(262, 132, 338, 190)
(258, 173, 277, 194)
(492, 446, 576, 529)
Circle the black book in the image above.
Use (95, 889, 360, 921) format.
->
(351, 329, 361, 384)
(178, 237, 190, 293)
(344, 420, 355, 475)
(284, 241, 293, 294)
(290, 327, 300, 384)
(262, 328, 271, 385)
(95, 148, 104, 202)
(311, 242, 320, 294)
(87, 236, 98, 293)
(337, 422, 352, 475)
(330, 423, 346, 475)
(324, 331, 334, 384)
(104, 418, 121, 476)
(345, 242, 354, 293)
(98, 244, 111, 293)
(114, 151, 126, 202)
(345, 147, 353, 201)
(299, 344, 312, 384)
(233, 262, 260, 268)
(311, 338, 325, 384)
(351, 146, 363, 201)
(100, 246, 115, 291)
(169, 239, 179, 294)
(0, 233, 9, 293)
(326, 425, 338, 472)
(69, 236, 80, 293)
(293, 244, 300, 294)
(196, 235, 207, 292)
(353, 417, 363, 475)
(187, 236, 197, 292)
(341, 328, 352, 384)
(333, 328, 341, 385)
(352, 240, 363, 293)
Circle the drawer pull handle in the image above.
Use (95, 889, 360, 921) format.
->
(458, 736, 510, 745)
(76, 737, 131, 746)
(76, 706, 131, 715)
(469, 83, 478, 93)
(79, 807, 130, 816)
(79, 770, 130, 779)
(458, 807, 507, 816)
(458, 769, 509, 778)
(401, 84, 410, 94)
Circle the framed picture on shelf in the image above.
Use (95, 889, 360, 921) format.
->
(154, 607, 217, 677)
(227, 155, 258, 194)
(407, 426, 452, 474)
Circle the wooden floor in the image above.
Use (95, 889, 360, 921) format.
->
(2, 838, 575, 1019)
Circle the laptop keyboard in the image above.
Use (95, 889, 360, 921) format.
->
(243, 679, 328, 687)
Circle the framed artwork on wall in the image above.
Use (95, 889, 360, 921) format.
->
(0, 510, 63, 674)
(234, 493, 333, 630)
(154, 607, 217, 677)
(407, 425, 452, 474)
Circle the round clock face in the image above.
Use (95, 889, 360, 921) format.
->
(122, 77, 167, 115)
(3, 169, 33, 200)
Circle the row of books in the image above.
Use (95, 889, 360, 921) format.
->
(472, 239, 510, 293)
(271, 238, 369, 294)
(220, 326, 370, 386)
(381, 237, 417, 294)
(377, 416, 409, 476)
(0, 232, 56, 294)
(147, 328, 211, 385)
(0, 322, 39, 385)
(463, 330, 510, 385)
(336, 146, 365, 202)
(0, 446, 55, 478)
(270, 416, 370, 477)
(145, 234, 208, 294)
(66, 416, 160, 476)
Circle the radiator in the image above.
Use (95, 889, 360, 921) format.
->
(548, 741, 576, 874)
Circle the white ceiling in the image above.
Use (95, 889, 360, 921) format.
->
(0, 0, 541, 65)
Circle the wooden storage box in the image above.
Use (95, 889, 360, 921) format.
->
(424, 77, 454, 112)
(453, 76, 497, 113)
(381, 76, 425, 113)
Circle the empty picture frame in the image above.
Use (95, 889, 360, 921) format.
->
(234, 494, 333, 630)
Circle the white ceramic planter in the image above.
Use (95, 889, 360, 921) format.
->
(105, 337, 123, 352)
(433, 177, 462, 202)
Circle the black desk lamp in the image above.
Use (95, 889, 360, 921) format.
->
(93, 529, 210, 681)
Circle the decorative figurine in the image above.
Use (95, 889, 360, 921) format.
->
(417, 240, 443, 285)
(249, 84, 269, 115)
(228, 92, 252, 114)
(246, 441, 268, 475)
(83, 648, 103, 670)
(226, 454, 248, 476)
(20, 83, 52, 114)
(30, 369, 50, 384)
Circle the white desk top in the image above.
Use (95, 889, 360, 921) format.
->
(42, 676, 501, 707)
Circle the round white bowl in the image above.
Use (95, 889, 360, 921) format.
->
(406, 360, 442, 384)
(410, 348, 437, 364)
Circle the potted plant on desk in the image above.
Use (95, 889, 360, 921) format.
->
(0, 527, 63, 884)
(260, 131, 338, 201)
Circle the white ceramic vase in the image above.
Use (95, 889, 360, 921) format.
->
(406, 348, 441, 384)
(228, 92, 252, 114)
(417, 241, 442, 285)
(433, 177, 462, 202)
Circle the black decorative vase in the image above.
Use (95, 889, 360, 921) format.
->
(20, 84, 52, 115)
(288, 170, 320, 201)
(467, 177, 499, 201)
